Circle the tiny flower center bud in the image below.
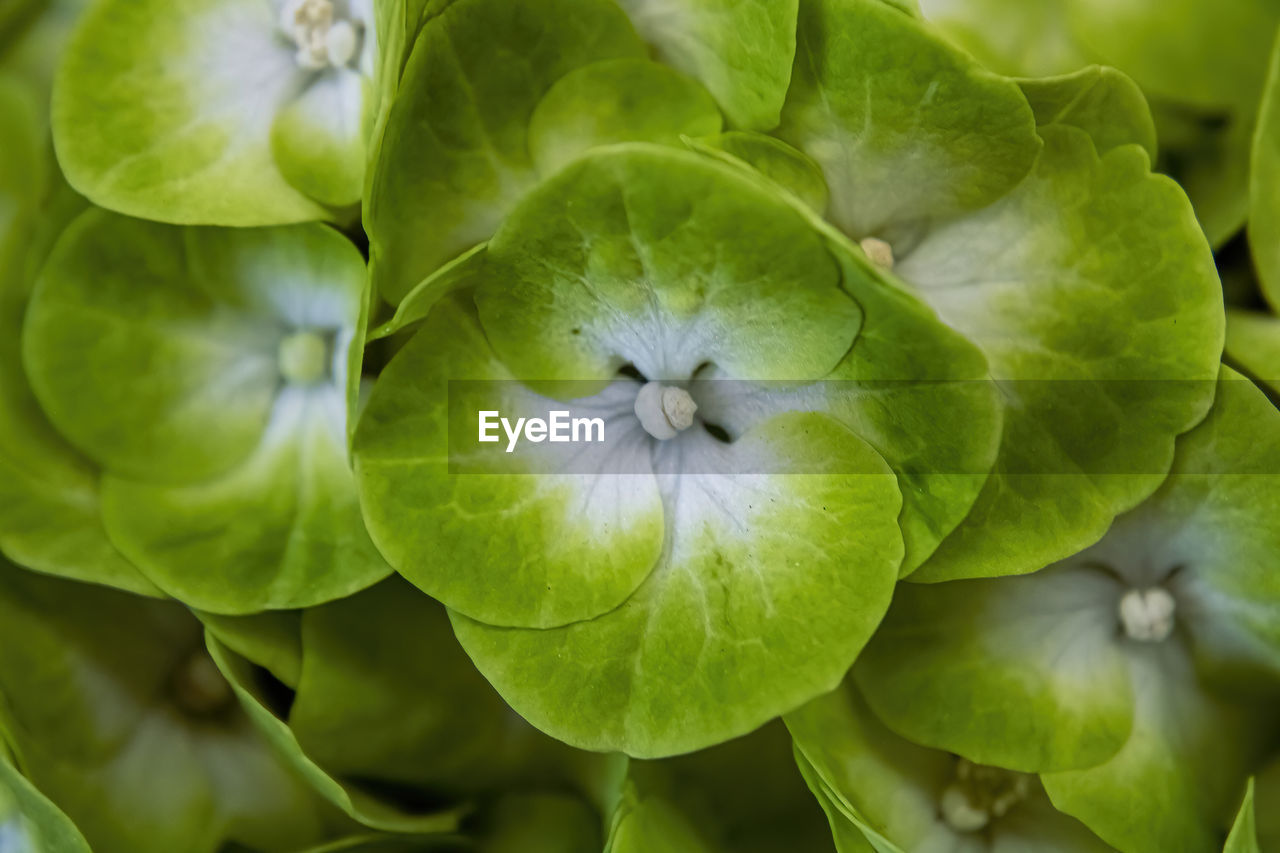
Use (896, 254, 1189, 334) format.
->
(170, 650, 234, 718)
(859, 237, 894, 270)
(278, 330, 331, 385)
(1118, 587, 1176, 642)
(279, 0, 364, 70)
(634, 381, 698, 440)
(940, 759, 1031, 833)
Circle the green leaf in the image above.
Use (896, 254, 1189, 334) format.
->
(366, 0, 646, 303)
(904, 125, 1222, 582)
(778, 0, 1041, 241)
(1017, 66, 1158, 160)
(0, 562, 332, 853)
(785, 679, 1112, 851)
(614, 0, 799, 130)
(1224, 780, 1259, 853)
(52, 0, 380, 223)
(23, 212, 389, 612)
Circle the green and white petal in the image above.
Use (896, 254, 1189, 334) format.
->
(24, 213, 388, 612)
(366, 0, 646, 302)
(1042, 644, 1268, 853)
(54, 0, 379, 222)
(777, 0, 1040, 241)
(102, 386, 389, 613)
(902, 125, 1222, 582)
(854, 566, 1133, 772)
(355, 296, 666, 629)
(474, 146, 861, 385)
(0, 562, 331, 853)
(451, 412, 902, 757)
(918, 0, 1093, 79)
(272, 67, 373, 208)
(786, 680, 1112, 852)
(614, 0, 798, 130)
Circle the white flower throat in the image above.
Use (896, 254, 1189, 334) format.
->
(280, 0, 363, 69)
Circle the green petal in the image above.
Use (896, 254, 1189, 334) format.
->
(474, 145, 861, 385)
(0, 562, 331, 853)
(614, 0, 798, 130)
(287, 578, 599, 798)
(196, 609, 304, 689)
(0, 92, 154, 594)
(272, 69, 373, 208)
(854, 567, 1134, 772)
(1042, 644, 1268, 853)
(366, 0, 646, 302)
(778, 0, 1040, 240)
(52, 0, 345, 224)
(918, 0, 1093, 79)
(451, 412, 902, 757)
(686, 131, 830, 213)
(786, 679, 1112, 852)
(1225, 309, 1280, 398)
(528, 59, 721, 177)
(24, 213, 388, 612)
(1017, 66, 1157, 160)
(355, 297, 666, 629)
(605, 722, 836, 853)
(904, 125, 1222, 582)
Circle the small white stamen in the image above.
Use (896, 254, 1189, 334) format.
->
(279, 0, 363, 69)
(941, 786, 990, 832)
(1119, 587, 1176, 642)
(860, 237, 895, 270)
(635, 381, 697, 440)
(940, 760, 1031, 834)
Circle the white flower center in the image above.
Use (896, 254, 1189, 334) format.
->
(278, 330, 331, 384)
(860, 237, 895, 270)
(279, 0, 363, 70)
(940, 760, 1031, 833)
(634, 381, 697, 440)
(1118, 587, 1176, 642)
